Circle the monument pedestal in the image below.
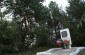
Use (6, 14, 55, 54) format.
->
(36, 47, 85, 55)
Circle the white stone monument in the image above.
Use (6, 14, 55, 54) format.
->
(60, 28, 72, 48)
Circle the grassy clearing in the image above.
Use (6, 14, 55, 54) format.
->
(1, 47, 50, 55)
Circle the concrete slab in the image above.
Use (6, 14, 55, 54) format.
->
(36, 47, 85, 55)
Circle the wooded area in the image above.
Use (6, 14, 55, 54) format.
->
(0, 0, 85, 54)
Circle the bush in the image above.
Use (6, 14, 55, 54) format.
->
(34, 26, 49, 47)
(0, 44, 13, 53)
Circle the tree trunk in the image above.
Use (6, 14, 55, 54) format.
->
(20, 16, 28, 51)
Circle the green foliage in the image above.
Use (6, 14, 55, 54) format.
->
(66, 0, 85, 46)
(0, 47, 50, 55)
(3, 0, 46, 50)
(34, 25, 49, 47)
(49, 1, 61, 18)
(67, 0, 85, 19)
(4, 0, 44, 22)
(0, 19, 20, 53)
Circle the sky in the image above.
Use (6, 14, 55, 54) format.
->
(43, 0, 69, 11)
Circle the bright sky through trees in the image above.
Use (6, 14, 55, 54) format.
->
(43, 0, 69, 11)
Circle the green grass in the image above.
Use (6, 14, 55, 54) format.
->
(1, 47, 50, 55)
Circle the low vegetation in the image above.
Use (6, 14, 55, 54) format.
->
(1, 47, 50, 55)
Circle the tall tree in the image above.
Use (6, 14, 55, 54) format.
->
(66, 0, 85, 46)
(3, 0, 45, 50)
(48, 1, 61, 39)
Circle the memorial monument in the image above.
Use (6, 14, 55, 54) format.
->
(60, 28, 72, 49)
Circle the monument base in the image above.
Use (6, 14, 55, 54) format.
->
(36, 47, 85, 55)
